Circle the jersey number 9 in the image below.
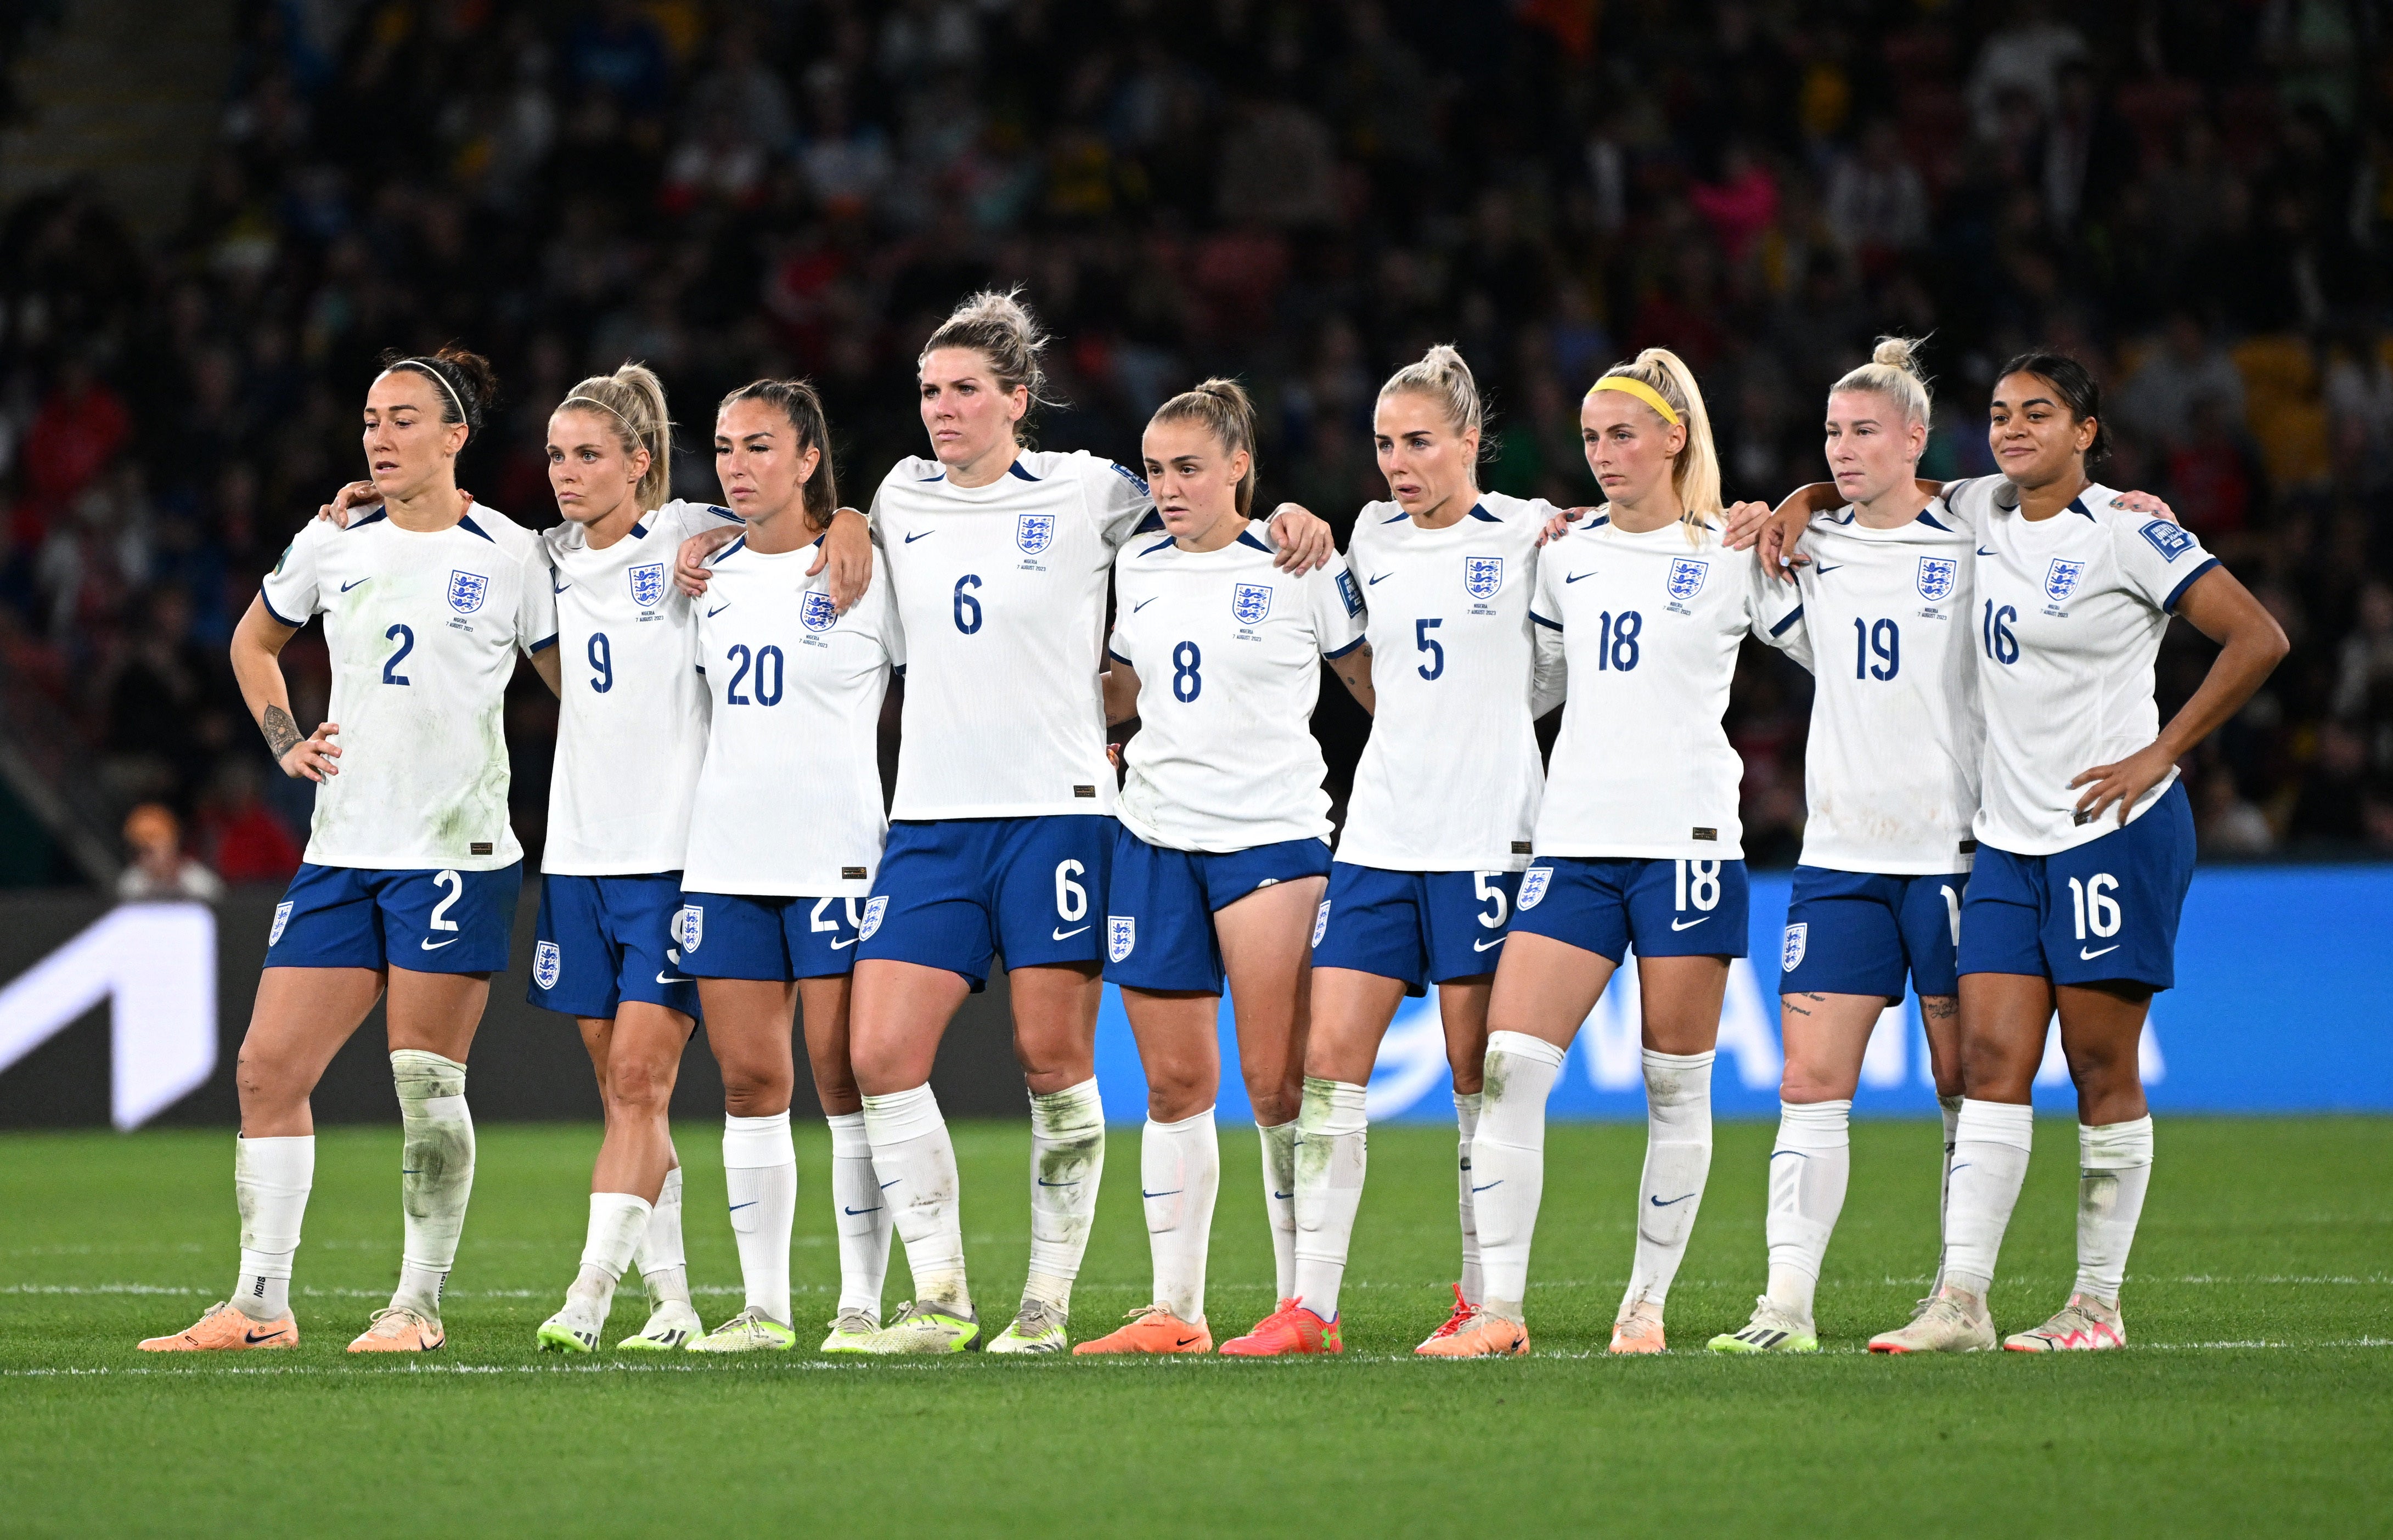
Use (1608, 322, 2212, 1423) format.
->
(588, 632, 613, 693)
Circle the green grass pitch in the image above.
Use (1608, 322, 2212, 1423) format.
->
(3, 1116, 2386, 1536)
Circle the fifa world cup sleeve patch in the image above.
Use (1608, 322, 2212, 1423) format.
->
(1336, 569, 1363, 617)
(2138, 519, 2195, 561)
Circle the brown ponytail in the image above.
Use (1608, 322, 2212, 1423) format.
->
(719, 378, 840, 531)
(1149, 377, 1259, 517)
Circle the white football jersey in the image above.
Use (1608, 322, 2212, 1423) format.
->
(1108, 520, 1366, 852)
(542, 500, 742, 876)
(868, 450, 1154, 820)
(682, 533, 903, 897)
(1338, 493, 1562, 873)
(260, 503, 554, 871)
(1764, 506, 1984, 874)
(1530, 515, 1800, 860)
(1943, 477, 2219, 856)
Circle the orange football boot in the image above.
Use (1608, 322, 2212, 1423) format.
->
(1414, 1306, 1529, 1358)
(347, 1306, 446, 1352)
(1608, 1305, 1666, 1355)
(1416, 1283, 1474, 1350)
(139, 1301, 297, 1352)
(1218, 1299, 1341, 1356)
(1072, 1304, 1213, 1355)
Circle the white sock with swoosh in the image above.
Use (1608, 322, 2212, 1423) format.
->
(722, 1111, 796, 1326)
(1764, 1099, 1851, 1323)
(233, 1133, 313, 1324)
(826, 1111, 891, 1319)
(1257, 1119, 1298, 1300)
(1141, 1108, 1219, 1324)
(1454, 1091, 1485, 1305)
(391, 1050, 474, 1321)
(634, 1165, 690, 1307)
(1941, 1098, 2034, 1299)
(1620, 1048, 1715, 1319)
(1472, 1033, 1568, 1323)
(1291, 1077, 1369, 1320)
(1023, 1078, 1106, 1315)
(862, 1085, 970, 1315)
(2073, 1115, 2153, 1305)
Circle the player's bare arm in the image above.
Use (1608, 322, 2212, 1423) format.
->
(808, 507, 871, 612)
(529, 645, 563, 698)
(2069, 565, 2289, 826)
(1329, 643, 1375, 714)
(230, 595, 340, 781)
(673, 523, 744, 596)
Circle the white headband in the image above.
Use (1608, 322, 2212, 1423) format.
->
(381, 359, 468, 424)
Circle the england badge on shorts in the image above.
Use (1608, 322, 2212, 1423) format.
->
(1311, 899, 1332, 948)
(801, 590, 838, 631)
(1781, 922, 1808, 972)
(1667, 557, 1709, 601)
(1016, 512, 1055, 555)
(1464, 556, 1504, 600)
(678, 905, 703, 953)
(533, 941, 562, 991)
(628, 562, 666, 608)
(1107, 915, 1136, 962)
(1518, 866, 1552, 911)
(447, 569, 489, 613)
(269, 900, 294, 946)
(2045, 558, 2084, 603)
(1916, 556, 1956, 601)
(858, 896, 887, 941)
(1231, 583, 1272, 625)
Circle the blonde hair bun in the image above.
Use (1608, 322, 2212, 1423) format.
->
(1833, 335, 1935, 429)
(1377, 343, 1485, 438)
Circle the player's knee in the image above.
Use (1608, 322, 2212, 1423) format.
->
(1779, 1062, 1854, 1103)
(608, 1053, 677, 1116)
(718, 1063, 793, 1117)
(234, 1051, 303, 1113)
(1242, 1071, 1300, 1129)
(1958, 1035, 2033, 1099)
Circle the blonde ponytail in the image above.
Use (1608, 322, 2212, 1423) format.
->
(1151, 377, 1259, 517)
(560, 362, 674, 508)
(1592, 347, 1719, 545)
(1377, 343, 1485, 441)
(1830, 335, 1934, 430)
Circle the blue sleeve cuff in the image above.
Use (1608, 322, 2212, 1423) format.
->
(1529, 611, 1563, 631)
(2164, 556, 2221, 614)
(1323, 635, 1366, 659)
(258, 593, 304, 628)
(529, 633, 558, 653)
(1769, 604, 1806, 638)
(1106, 646, 1133, 667)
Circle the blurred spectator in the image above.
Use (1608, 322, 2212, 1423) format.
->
(2117, 314, 2248, 449)
(195, 759, 302, 884)
(2197, 771, 2278, 856)
(116, 803, 224, 903)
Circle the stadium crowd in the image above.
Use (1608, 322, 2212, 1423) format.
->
(1, 0, 2389, 885)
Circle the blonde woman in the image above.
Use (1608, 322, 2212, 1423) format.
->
(1429, 348, 1792, 1357)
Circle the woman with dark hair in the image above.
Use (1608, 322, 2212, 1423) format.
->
(145, 347, 560, 1355)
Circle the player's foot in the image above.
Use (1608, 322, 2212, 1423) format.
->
(1413, 1306, 1528, 1358)
(1072, 1304, 1212, 1355)
(616, 1300, 702, 1351)
(1707, 1296, 1820, 1355)
(819, 1308, 879, 1353)
(347, 1306, 444, 1353)
(858, 1300, 981, 1355)
(987, 1298, 1069, 1355)
(535, 1300, 604, 1354)
(2003, 1293, 2126, 1352)
(684, 1307, 797, 1353)
(139, 1302, 297, 1352)
(1416, 1282, 1474, 1349)
(1218, 1300, 1342, 1357)
(1608, 1303, 1666, 1355)
(1868, 1289, 1996, 1353)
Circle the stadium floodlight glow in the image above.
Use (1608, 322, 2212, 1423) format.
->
(0, 901, 217, 1130)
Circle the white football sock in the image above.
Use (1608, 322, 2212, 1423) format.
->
(568, 1191, 654, 1317)
(1454, 1090, 1485, 1304)
(1620, 1048, 1714, 1317)
(1941, 1098, 2035, 1299)
(827, 1110, 892, 1319)
(233, 1133, 313, 1322)
(1929, 1093, 1963, 1293)
(2074, 1115, 2154, 1304)
(1764, 1099, 1851, 1323)
(635, 1165, 690, 1306)
(1024, 1078, 1106, 1313)
(862, 1085, 969, 1313)
(391, 1050, 474, 1319)
(1142, 1108, 1220, 1323)
(722, 1112, 797, 1326)
(1472, 1031, 1568, 1322)
(1258, 1119, 1298, 1300)
(1292, 1077, 1368, 1321)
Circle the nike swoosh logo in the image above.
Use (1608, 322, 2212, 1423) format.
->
(553, 579, 571, 594)
(1272, 1191, 1293, 1200)
(1052, 925, 1091, 941)
(1813, 564, 1843, 575)
(728, 1201, 757, 1212)
(340, 578, 369, 592)
(706, 603, 729, 617)
(1036, 1178, 1079, 1187)
(656, 972, 691, 984)
(1470, 1180, 1503, 1193)
(1141, 1188, 1182, 1199)
(1649, 1193, 1696, 1207)
(1770, 1150, 1808, 1161)
(1977, 547, 1997, 556)
(1368, 572, 1392, 585)
(1949, 1164, 1971, 1175)
(1133, 597, 1157, 612)
(1670, 917, 1709, 931)
(1174, 1335, 1203, 1347)
(880, 1179, 900, 1189)
(420, 937, 459, 950)
(904, 531, 934, 544)
(1565, 571, 1596, 583)
(243, 1326, 289, 1344)
(1472, 937, 1504, 951)
(830, 938, 857, 950)
(842, 1205, 881, 1216)
(2079, 944, 2121, 960)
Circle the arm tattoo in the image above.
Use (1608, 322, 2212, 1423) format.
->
(261, 705, 302, 760)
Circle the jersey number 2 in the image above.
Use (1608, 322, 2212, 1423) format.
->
(382, 624, 414, 685)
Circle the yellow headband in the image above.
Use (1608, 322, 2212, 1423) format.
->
(1586, 375, 1681, 426)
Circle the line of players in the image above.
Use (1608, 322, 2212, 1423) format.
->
(138, 290, 2287, 1359)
